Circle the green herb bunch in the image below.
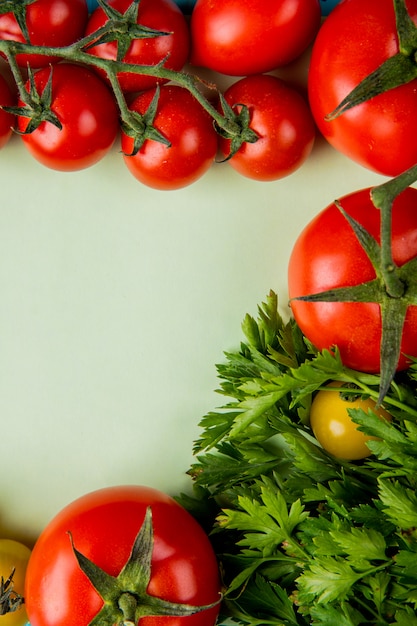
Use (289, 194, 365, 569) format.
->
(178, 291, 417, 626)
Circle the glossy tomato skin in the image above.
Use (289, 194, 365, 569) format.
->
(0, 73, 15, 149)
(85, 0, 190, 93)
(190, 0, 321, 75)
(218, 75, 316, 181)
(308, 0, 417, 176)
(310, 382, 392, 460)
(122, 85, 218, 190)
(17, 63, 119, 172)
(288, 187, 417, 373)
(0, 0, 88, 68)
(0, 539, 31, 626)
(24, 485, 221, 626)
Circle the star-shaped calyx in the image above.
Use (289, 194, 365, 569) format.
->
(69, 506, 221, 626)
(291, 164, 417, 404)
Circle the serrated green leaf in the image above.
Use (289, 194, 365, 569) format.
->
(330, 526, 387, 563)
(378, 478, 417, 529)
(297, 557, 360, 604)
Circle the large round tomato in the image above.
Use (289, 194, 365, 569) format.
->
(287, 186, 417, 373)
(85, 0, 190, 93)
(0, 0, 88, 68)
(24, 485, 221, 626)
(218, 74, 316, 181)
(0, 73, 15, 149)
(121, 85, 218, 190)
(0, 539, 31, 626)
(310, 381, 392, 460)
(17, 63, 119, 172)
(308, 0, 417, 176)
(190, 0, 321, 76)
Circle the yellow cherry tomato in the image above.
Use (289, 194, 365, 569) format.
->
(0, 539, 31, 626)
(309, 382, 392, 461)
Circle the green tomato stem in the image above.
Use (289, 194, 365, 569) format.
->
(0, 38, 238, 138)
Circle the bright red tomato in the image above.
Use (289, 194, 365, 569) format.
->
(24, 485, 221, 626)
(17, 63, 119, 172)
(85, 0, 190, 93)
(287, 187, 417, 373)
(190, 0, 321, 76)
(121, 85, 218, 190)
(0, 0, 88, 68)
(0, 73, 15, 149)
(308, 0, 417, 176)
(218, 75, 316, 181)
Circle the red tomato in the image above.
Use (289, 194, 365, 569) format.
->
(121, 85, 218, 190)
(0, 73, 15, 149)
(287, 187, 417, 373)
(0, 0, 88, 68)
(24, 485, 221, 626)
(17, 63, 119, 172)
(308, 0, 417, 176)
(218, 75, 316, 181)
(85, 0, 190, 93)
(190, 0, 321, 76)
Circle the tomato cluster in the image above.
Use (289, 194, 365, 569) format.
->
(0, 0, 326, 189)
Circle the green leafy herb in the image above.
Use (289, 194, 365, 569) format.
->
(178, 291, 417, 625)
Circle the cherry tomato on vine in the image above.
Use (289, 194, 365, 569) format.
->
(308, 0, 417, 176)
(0, 0, 88, 68)
(0, 539, 31, 626)
(0, 73, 15, 149)
(121, 85, 218, 190)
(190, 0, 321, 76)
(85, 0, 190, 94)
(218, 75, 316, 181)
(24, 485, 221, 626)
(17, 63, 119, 172)
(288, 187, 417, 374)
(310, 382, 392, 460)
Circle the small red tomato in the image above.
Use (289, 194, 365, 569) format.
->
(85, 0, 190, 93)
(190, 0, 321, 75)
(0, 73, 15, 149)
(219, 75, 316, 181)
(17, 63, 119, 172)
(121, 85, 218, 190)
(0, 0, 88, 68)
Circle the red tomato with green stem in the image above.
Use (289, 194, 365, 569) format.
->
(218, 74, 316, 181)
(0, 0, 88, 68)
(121, 85, 218, 190)
(85, 0, 190, 94)
(288, 186, 417, 378)
(0, 72, 15, 149)
(308, 0, 417, 176)
(24, 485, 221, 626)
(17, 63, 119, 172)
(190, 0, 321, 76)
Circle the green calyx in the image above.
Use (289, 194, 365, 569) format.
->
(0, 568, 24, 616)
(326, 0, 417, 120)
(0, 0, 37, 44)
(3, 65, 62, 134)
(215, 93, 259, 161)
(69, 506, 221, 626)
(85, 0, 171, 63)
(291, 163, 417, 405)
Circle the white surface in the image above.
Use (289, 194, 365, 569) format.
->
(0, 64, 386, 544)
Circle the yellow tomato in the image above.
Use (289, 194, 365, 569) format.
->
(309, 382, 392, 461)
(0, 539, 31, 626)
